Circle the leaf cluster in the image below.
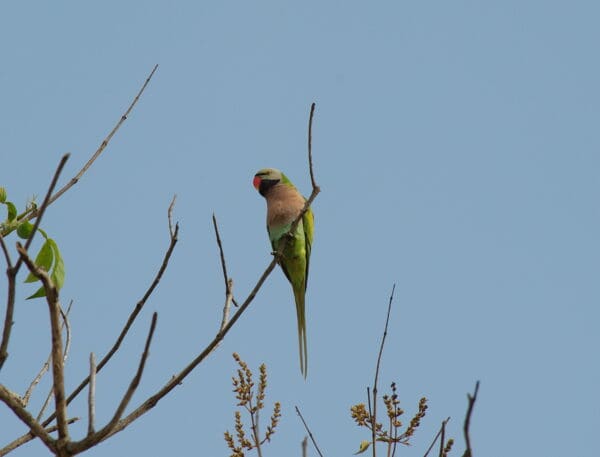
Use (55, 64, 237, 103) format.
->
(0, 187, 65, 300)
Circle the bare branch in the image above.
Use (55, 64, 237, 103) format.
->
(439, 419, 446, 457)
(371, 284, 396, 457)
(103, 256, 280, 439)
(0, 418, 78, 456)
(295, 406, 324, 457)
(107, 312, 157, 422)
(213, 213, 238, 307)
(0, 233, 12, 268)
(40, 218, 178, 429)
(423, 417, 450, 457)
(68, 313, 158, 454)
(16, 153, 70, 270)
(168, 194, 177, 238)
(0, 384, 56, 453)
(462, 381, 480, 457)
(307, 102, 318, 190)
(16, 243, 70, 444)
(220, 278, 234, 331)
(88, 353, 97, 435)
(25, 301, 73, 408)
(14, 65, 159, 228)
(366, 386, 374, 456)
(0, 250, 16, 371)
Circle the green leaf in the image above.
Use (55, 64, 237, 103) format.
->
(5, 201, 17, 222)
(25, 238, 65, 300)
(24, 240, 53, 283)
(27, 286, 48, 300)
(0, 187, 6, 203)
(47, 238, 65, 291)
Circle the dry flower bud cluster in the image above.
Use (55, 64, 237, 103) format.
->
(224, 353, 281, 457)
(351, 382, 432, 453)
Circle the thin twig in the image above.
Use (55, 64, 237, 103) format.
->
(366, 386, 375, 457)
(213, 213, 238, 307)
(109, 312, 158, 424)
(102, 255, 279, 440)
(220, 278, 234, 331)
(0, 263, 16, 372)
(88, 353, 97, 435)
(36, 303, 73, 420)
(250, 404, 263, 457)
(0, 418, 78, 456)
(0, 233, 12, 268)
(25, 301, 73, 408)
(16, 154, 70, 271)
(439, 419, 446, 457)
(295, 406, 324, 457)
(13, 65, 159, 228)
(423, 417, 450, 457)
(307, 102, 318, 190)
(0, 267, 15, 372)
(371, 284, 396, 457)
(0, 384, 56, 453)
(168, 195, 177, 238)
(67, 313, 158, 454)
(462, 381, 480, 457)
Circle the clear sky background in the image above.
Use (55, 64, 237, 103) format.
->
(1, 1, 598, 456)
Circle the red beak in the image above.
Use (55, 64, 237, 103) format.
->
(252, 176, 261, 190)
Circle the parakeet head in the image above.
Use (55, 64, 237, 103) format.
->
(253, 168, 285, 197)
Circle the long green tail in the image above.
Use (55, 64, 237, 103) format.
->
(293, 286, 308, 378)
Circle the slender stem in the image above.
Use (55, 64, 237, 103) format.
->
(249, 400, 263, 457)
(423, 418, 450, 457)
(0, 418, 78, 456)
(307, 102, 318, 190)
(67, 313, 158, 454)
(88, 353, 97, 435)
(462, 381, 480, 457)
(12, 65, 159, 229)
(372, 284, 396, 457)
(295, 406, 324, 457)
(0, 385, 56, 453)
(26, 301, 72, 410)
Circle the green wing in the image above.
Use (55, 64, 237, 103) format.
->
(302, 206, 314, 289)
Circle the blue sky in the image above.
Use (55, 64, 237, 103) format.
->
(1, 1, 598, 456)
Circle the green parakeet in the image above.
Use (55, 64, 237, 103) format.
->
(253, 168, 314, 377)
